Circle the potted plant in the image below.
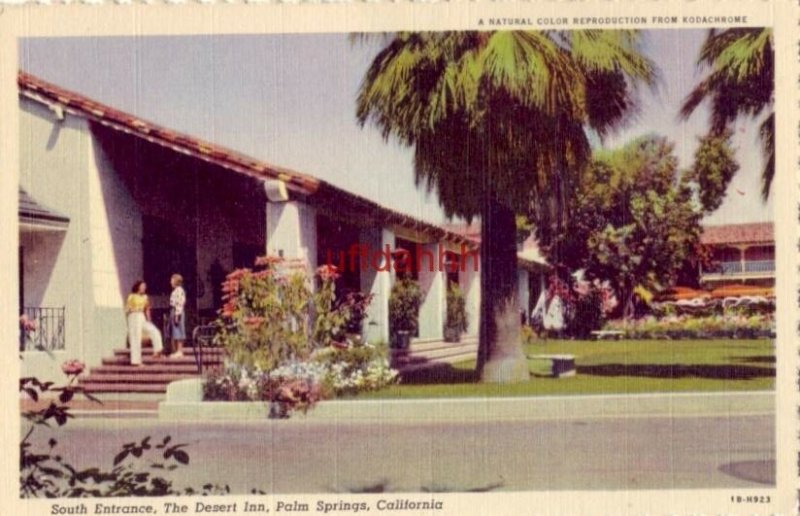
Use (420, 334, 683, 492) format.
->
(388, 277, 422, 349)
(341, 291, 374, 345)
(443, 283, 468, 343)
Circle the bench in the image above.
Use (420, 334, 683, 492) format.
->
(590, 330, 624, 341)
(527, 354, 576, 378)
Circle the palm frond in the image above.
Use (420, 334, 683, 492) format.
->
(356, 30, 654, 217)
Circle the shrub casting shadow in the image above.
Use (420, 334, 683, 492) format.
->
(577, 363, 775, 380)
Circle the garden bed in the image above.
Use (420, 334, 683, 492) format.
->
(603, 314, 774, 340)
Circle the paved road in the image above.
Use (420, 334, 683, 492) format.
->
(29, 414, 774, 493)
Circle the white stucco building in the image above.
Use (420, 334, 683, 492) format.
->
(17, 72, 548, 388)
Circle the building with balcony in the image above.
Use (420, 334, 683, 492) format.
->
(699, 222, 774, 287)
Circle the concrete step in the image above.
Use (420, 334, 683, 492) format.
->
(113, 347, 225, 357)
(79, 374, 199, 384)
(102, 355, 223, 366)
(79, 382, 169, 393)
(90, 364, 209, 374)
(392, 338, 478, 355)
(400, 342, 477, 362)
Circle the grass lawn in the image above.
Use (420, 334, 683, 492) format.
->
(359, 338, 775, 399)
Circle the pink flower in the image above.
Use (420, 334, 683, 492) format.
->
(61, 359, 85, 376)
(252, 270, 274, 280)
(255, 255, 283, 267)
(19, 314, 37, 332)
(225, 268, 251, 281)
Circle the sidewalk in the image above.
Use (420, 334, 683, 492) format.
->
(158, 380, 774, 422)
(22, 386, 774, 422)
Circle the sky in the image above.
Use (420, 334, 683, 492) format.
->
(19, 30, 773, 227)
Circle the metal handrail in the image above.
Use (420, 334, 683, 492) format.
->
(191, 324, 221, 374)
(20, 306, 65, 351)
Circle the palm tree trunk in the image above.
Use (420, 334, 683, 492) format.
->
(476, 198, 529, 383)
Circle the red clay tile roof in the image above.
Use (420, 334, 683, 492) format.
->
(18, 71, 474, 247)
(701, 222, 774, 245)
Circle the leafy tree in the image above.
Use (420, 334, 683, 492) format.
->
(536, 135, 702, 316)
(356, 31, 654, 382)
(681, 28, 774, 199)
(686, 129, 740, 213)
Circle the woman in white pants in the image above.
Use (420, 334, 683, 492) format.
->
(125, 280, 164, 366)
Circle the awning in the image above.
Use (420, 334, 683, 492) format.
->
(19, 188, 70, 230)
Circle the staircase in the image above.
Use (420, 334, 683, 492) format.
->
(78, 347, 225, 398)
(390, 337, 478, 374)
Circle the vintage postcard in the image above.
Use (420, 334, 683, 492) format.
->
(1, 1, 797, 514)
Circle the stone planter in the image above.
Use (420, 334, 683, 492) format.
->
(527, 354, 576, 378)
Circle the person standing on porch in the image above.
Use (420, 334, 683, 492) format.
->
(125, 280, 164, 366)
(168, 273, 187, 359)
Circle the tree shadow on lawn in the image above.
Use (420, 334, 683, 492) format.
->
(576, 363, 775, 380)
(397, 361, 775, 385)
(399, 363, 480, 385)
(727, 355, 776, 364)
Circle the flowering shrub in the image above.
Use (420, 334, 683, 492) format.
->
(311, 342, 398, 396)
(207, 256, 393, 415)
(215, 257, 355, 371)
(203, 361, 324, 416)
(604, 312, 775, 339)
(203, 342, 398, 413)
(312, 265, 350, 348)
(536, 275, 618, 338)
(341, 291, 375, 335)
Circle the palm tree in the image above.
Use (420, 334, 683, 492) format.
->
(681, 28, 774, 200)
(356, 31, 654, 382)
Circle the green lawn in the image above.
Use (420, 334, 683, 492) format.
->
(359, 338, 775, 399)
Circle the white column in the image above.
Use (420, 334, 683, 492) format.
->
(266, 200, 317, 279)
(460, 256, 481, 337)
(417, 242, 445, 341)
(360, 228, 394, 344)
(86, 135, 142, 370)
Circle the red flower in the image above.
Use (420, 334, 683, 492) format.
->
(316, 264, 340, 282)
(220, 301, 237, 318)
(61, 359, 85, 376)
